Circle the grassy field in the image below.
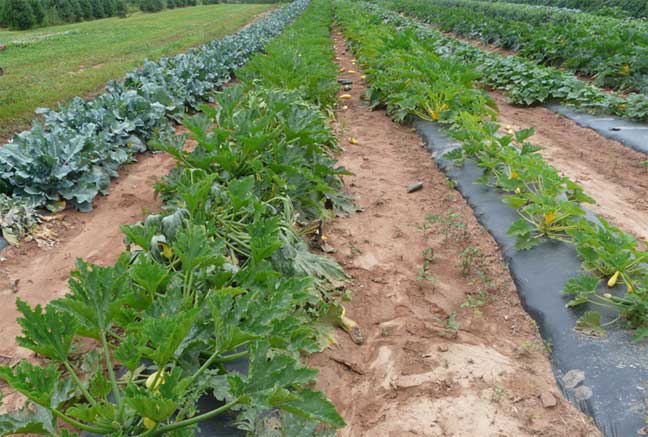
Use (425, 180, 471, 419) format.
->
(0, 4, 274, 140)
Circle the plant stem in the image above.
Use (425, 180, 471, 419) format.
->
(186, 347, 221, 388)
(142, 398, 242, 436)
(100, 329, 123, 420)
(219, 349, 248, 363)
(52, 408, 114, 434)
(62, 361, 98, 408)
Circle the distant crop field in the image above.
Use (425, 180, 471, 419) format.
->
(0, 3, 274, 140)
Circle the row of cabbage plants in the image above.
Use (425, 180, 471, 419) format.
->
(0, 0, 351, 435)
(337, 0, 648, 339)
(0, 0, 308, 245)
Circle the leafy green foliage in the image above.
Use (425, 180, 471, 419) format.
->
(0, 1, 347, 434)
(0, 0, 308, 215)
(388, 0, 648, 92)
(369, 0, 648, 122)
(480, 0, 648, 19)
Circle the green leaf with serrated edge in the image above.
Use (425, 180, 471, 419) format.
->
(129, 255, 170, 295)
(563, 274, 600, 308)
(0, 362, 58, 407)
(514, 235, 541, 251)
(172, 225, 225, 282)
(502, 195, 527, 210)
(14, 299, 76, 361)
(279, 411, 337, 437)
(514, 128, 535, 143)
(125, 396, 177, 423)
(249, 217, 282, 264)
(575, 311, 606, 337)
(280, 389, 346, 428)
(632, 327, 648, 342)
(0, 403, 56, 436)
(56, 254, 131, 338)
(139, 309, 198, 366)
(507, 219, 534, 237)
(208, 289, 260, 352)
(67, 401, 115, 425)
(87, 370, 112, 399)
(244, 342, 318, 395)
(114, 334, 144, 372)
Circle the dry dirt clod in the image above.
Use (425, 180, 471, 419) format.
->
(379, 320, 400, 337)
(407, 182, 423, 193)
(540, 391, 557, 408)
(330, 355, 366, 375)
(438, 344, 449, 352)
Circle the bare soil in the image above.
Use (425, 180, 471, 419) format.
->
(309, 31, 600, 437)
(492, 91, 648, 241)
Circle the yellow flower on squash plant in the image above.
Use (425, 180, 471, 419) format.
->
(620, 64, 631, 76)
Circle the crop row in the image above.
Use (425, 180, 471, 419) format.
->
(0, 0, 306, 246)
(366, 2, 648, 122)
(0, 1, 349, 435)
(385, 0, 648, 93)
(481, 0, 648, 19)
(337, 0, 648, 338)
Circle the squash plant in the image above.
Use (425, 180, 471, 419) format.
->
(1, 2, 350, 433)
(365, 1, 648, 122)
(0, 249, 343, 435)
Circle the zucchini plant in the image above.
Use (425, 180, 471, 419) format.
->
(1, 1, 350, 434)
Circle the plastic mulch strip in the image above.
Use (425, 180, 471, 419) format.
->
(415, 118, 648, 437)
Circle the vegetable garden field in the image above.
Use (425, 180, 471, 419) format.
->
(0, 3, 273, 140)
(0, 0, 647, 435)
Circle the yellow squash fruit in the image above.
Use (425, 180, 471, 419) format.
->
(349, 137, 359, 145)
(159, 243, 173, 259)
(145, 370, 165, 391)
(338, 306, 363, 344)
(608, 271, 620, 288)
(339, 94, 352, 100)
(143, 417, 157, 430)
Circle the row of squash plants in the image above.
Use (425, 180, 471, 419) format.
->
(0, 0, 350, 435)
(0, 0, 307, 245)
(481, 0, 648, 19)
(336, 0, 648, 339)
(367, 1, 648, 123)
(382, 0, 648, 93)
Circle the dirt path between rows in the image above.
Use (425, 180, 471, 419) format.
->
(491, 91, 648, 241)
(309, 31, 600, 436)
